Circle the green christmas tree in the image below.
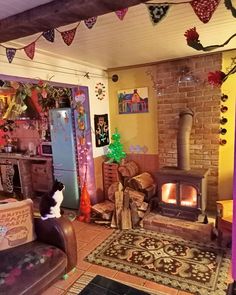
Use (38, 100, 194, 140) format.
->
(107, 128, 126, 163)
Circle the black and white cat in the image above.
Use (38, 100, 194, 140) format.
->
(39, 180, 65, 220)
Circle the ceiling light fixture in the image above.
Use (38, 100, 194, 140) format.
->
(177, 66, 199, 85)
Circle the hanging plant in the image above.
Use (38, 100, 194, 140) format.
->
(34, 80, 73, 112)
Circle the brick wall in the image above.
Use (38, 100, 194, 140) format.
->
(155, 53, 222, 210)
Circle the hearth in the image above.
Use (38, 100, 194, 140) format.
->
(156, 109, 209, 221)
(156, 167, 209, 221)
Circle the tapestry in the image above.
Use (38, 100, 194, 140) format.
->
(85, 229, 230, 295)
(94, 114, 109, 147)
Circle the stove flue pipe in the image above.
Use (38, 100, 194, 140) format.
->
(177, 109, 194, 171)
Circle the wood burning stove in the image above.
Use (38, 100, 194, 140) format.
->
(156, 109, 209, 221)
(156, 167, 209, 221)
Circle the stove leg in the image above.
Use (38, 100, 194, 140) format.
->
(203, 214, 208, 224)
(227, 280, 236, 295)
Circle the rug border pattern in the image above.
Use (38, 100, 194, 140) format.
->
(85, 228, 231, 295)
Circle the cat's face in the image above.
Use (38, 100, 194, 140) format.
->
(54, 180, 65, 191)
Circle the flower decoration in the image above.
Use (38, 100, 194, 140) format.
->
(208, 71, 227, 87)
(208, 65, 236, 87)
(95, 82, 106, 100)
(184, 27, 236, 52)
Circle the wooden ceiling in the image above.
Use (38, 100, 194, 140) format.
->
(1, 0, 236, 69)
(0, 0, 148, 43)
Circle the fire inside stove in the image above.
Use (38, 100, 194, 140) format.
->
(162, 183, 197, 208)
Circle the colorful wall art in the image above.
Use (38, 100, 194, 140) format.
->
(94, 114, 109, 147)
(117, 87, 149, 114)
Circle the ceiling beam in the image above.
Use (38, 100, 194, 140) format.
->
(0, 0, 149, 43)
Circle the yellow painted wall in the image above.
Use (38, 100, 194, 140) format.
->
(219, 50, 236, 199)
(108, 67, 158, 154)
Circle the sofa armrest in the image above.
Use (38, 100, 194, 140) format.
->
(34, 216, 77, 273)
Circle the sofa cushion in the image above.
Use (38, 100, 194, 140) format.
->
(0, 199, 36, 251)
(0, 241, 67, 295)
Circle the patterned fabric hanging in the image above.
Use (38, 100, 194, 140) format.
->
(6, 48, 16, 63)
(61, 27, 77, 46)
(84, 17, 97, 29)
(24, 42, 36, 60)
(146, 4, 170, 26)
(115, 8, 128, 20)
(190, 0, 220, 23)
(42, 29, 55, 42)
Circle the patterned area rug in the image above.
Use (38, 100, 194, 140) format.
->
(85, 229, 231, 295)
(66, 272, 165, 295)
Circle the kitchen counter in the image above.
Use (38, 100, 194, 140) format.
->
(0, 153, 52, 161)
(0, 153, 53, 198)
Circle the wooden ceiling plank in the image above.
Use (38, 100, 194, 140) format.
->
(0, 0, 148, 43)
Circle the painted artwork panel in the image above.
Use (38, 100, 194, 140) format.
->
(118, 87, 149, 114)
(94, 114, 109, 147)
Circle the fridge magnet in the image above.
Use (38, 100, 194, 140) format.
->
(94, 114, 109, 147)
(117, 87, 149, 114)
(95, 82, 106, 100)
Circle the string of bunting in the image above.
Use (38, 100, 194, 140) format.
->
(145, 0, 220, 25)
(0, 0, 229, 64)
(0, 8, 129, 64)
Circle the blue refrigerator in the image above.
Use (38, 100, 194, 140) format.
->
(49, 108, 80, 209)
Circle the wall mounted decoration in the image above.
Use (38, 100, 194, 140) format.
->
(221, 94, 228, 102)
(118, 87, 149, 114)
(220, 117, 228, 125)
(94, 114, 109, 147)
(95, 82, 106, 100)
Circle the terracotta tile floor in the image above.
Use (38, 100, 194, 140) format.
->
(42, 220, 232, 295)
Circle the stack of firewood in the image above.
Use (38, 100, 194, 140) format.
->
(110, 185, 149, 229)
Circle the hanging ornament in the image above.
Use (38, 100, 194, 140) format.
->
(24, 42, 36, 60)
(6, 48, 16, 63)
(190, 0, 220, 23)
(115, 8, 128, 20)
(42, 29, 55, 42)
(84, 17, 97, 29)
(61, 27, 77, 46)
(95, 82, 106, 100)
(146, 4, 170, 25)
(225, 0, 236, 17)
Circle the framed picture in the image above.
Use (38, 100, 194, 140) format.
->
(117, 87, 149, 114)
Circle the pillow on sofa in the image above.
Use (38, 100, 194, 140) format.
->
(0, 199, 36, 251)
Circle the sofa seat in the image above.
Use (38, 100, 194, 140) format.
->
(0, 241, 67, 295)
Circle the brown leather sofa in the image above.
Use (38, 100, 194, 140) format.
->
(0, 216, 77, 295)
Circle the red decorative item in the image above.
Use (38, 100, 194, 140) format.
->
(24, 42, 35, 60)
(190, 0, 220, 23)
(208, 71, 226, 86)
(84, 17, 97, 29)
(61, 27, 77, 46)
(184, 27, 199, 44)
(115, 8, 128, 20)
(78, 182, 91, 223)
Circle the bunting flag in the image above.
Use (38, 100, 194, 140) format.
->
(146, 4, 170, 25)
(42, 29, 55, 42)
(6, 48, 16, 63)
(190, 0, 220, 23)
(84, 17, 97, 29)
(115, 8, 128, 20)
(24, 42, 36, 60)
(61, 27, 77, 46)
(225, 0, 236, 17)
